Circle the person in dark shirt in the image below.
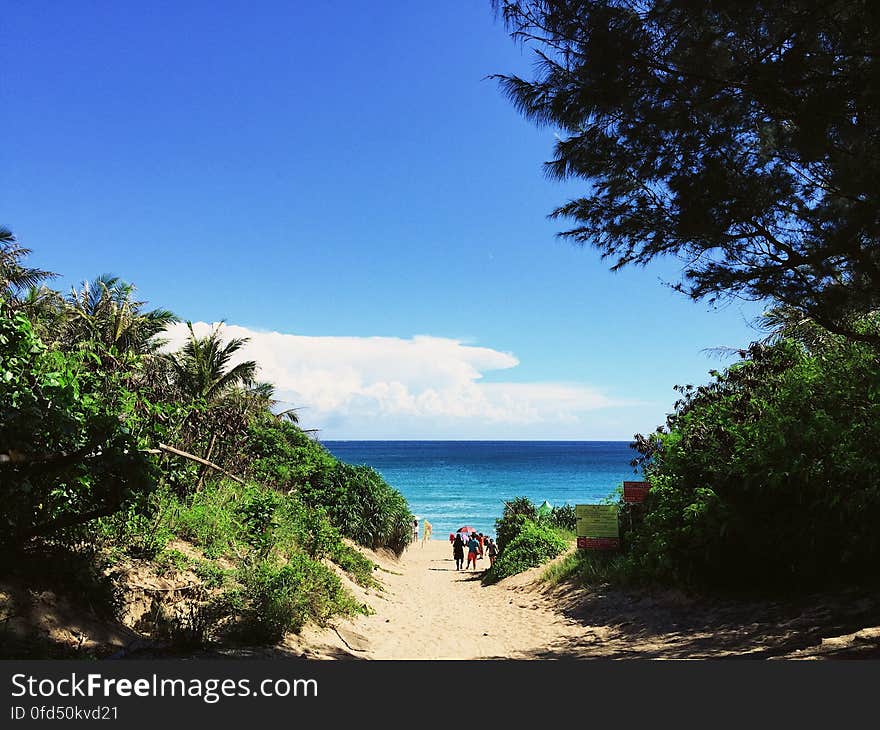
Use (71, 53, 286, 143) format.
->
(452, 533, 465, 570)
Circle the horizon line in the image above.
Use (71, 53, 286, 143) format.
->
(319, 438, 636, 443)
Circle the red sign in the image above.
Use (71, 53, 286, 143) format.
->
(623, 481, 650, 503)
(577, 536, 620, 550)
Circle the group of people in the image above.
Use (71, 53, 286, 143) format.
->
(449, 531, 497, 570)
(412, 518, 432, 547)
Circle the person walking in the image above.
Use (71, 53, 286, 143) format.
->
(466, 533, 479, 570)
(487, 538, 498, 567)
(477, 533, 484, 559)
(411, 518, 419, 544)
(452, 533, 465, 570)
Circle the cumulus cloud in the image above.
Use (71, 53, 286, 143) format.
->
(163, 322, 639, 438)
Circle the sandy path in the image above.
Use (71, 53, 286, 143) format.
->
(292, 539, 583, 660)
(285, 539, 880, 660)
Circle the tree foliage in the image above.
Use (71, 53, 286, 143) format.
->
(0, 227, 55, 302)
(0, 306, 156, 545)
(493, 0, 880, 345)
(628, 322, 880, 588)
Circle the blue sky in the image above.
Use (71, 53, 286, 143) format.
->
(3, 1, 763, 439)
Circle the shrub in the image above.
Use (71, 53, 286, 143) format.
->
(272, 499, 339, 560)
(330, 542, 379, 589)
(300, 462, 412, 554)
(483, 519, 568, 584)
(495, 496, 538, 551)
(154, 548, 189, 576)
(171, 482, 242, 559)
(549, 504, 577, 531)
(244, 417, 337, 489)
(233, 554, 363, 641)
(0, 308, 157, 548)
(192, 560, 227, 589)
(235, 487, 280, 556)
(628, 336, 880, 590)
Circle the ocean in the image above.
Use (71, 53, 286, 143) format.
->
(322, 440, 640, 538)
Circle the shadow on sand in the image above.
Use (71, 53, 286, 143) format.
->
(486, 585, 880, 659)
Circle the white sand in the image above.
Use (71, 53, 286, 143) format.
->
(288, 538, 584, 659)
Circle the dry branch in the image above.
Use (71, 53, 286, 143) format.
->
(156, 443, 245, 485)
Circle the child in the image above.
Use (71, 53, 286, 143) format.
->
(487, 538, 498, 567)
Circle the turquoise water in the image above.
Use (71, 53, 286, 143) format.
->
(323, 440, 640, 538)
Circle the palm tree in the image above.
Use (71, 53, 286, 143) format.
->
(0, 227, 56, 304)
(66, 275, 178, 357)
(172, 322, 258, 402)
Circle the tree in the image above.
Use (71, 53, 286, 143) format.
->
(172, 322, 258, 402)
(0, 227, 55, 304)
(492, 0, 880, 345)
(65, 275, 178, 359)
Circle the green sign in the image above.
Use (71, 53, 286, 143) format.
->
(575, 504, 619, 538)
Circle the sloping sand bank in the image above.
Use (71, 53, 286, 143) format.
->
(287, 539, 880, 660)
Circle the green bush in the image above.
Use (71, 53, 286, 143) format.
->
(330, 542, 379, 589)
(495, 496, 539, 551)
(549, 504, 577, 531)
(245, 417, 337, 489)
(233, 554, 363, 641)
(154, 548, 189, 576)
(483, 519, 568, 584)
(244, 417, 412, 555)
(0, 308, 158, 548)
(272, 498, 339, 560)
(235, 487, 280, 555)
(192, 560, 228, 589)
(627, 336, 880, 590)
(300, 462, 412, 554)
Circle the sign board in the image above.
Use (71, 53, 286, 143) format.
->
(623, 481, 650, 503)
(575, 504, 619, 549)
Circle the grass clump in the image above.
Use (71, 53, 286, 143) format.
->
(192, 560, 228, 589)
(542, 550, 629, 587)
(153, 548, 190, 576)
(229, 554, 364, 642)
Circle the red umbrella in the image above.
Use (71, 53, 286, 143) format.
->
(456, 526, 477, 534)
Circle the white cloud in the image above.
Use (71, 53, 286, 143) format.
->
(162, 322, 644, 439)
